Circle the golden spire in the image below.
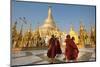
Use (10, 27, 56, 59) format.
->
(70, 23, 74, 31)
(80, 19, 84, 30)
(48, 6, 53, 19)
(69, 24, 79, 43)
(42, 6, 56, 28)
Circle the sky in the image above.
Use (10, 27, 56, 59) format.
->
(12, 0, 96, 33)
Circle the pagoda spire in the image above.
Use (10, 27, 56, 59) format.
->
(80, 19, 84, 31)
(48, 6, 53, 19)
(70, 23, 74, 31)
(42, 6, 56, 28)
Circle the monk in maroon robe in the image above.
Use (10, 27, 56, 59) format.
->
(47, 35, 57, 63)
(64, 35, 79, 62)
(56, 38, 62, 55)
(71, 37, 79, 60)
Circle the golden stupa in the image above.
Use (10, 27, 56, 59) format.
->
(38, 6, 60, 38)
(69, 25, 79, 44)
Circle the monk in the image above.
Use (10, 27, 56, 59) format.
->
(71, 37, 79, 61)
(64, 35, 79, 62)
(56, 38, 62, 56)
(47, 35, 57, 63)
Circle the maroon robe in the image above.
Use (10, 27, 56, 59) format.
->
(47, 38, 57, 58)
(65, 39, 79, 60)
(56, 39, 62, 54)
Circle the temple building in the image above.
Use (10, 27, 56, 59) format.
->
(69, 25, 79, 44)
(90, 25, 96, 47)
(12, 21, 18, 48)
(78, 21, 85, 48)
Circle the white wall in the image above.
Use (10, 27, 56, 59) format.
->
(0, 0, 100, 67)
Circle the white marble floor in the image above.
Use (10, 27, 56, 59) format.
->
(11, 48, 96, 66)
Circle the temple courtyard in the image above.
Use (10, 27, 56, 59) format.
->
(11, 47, 96, 66)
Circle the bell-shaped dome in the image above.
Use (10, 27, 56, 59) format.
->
(41, 6, 56, 29)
